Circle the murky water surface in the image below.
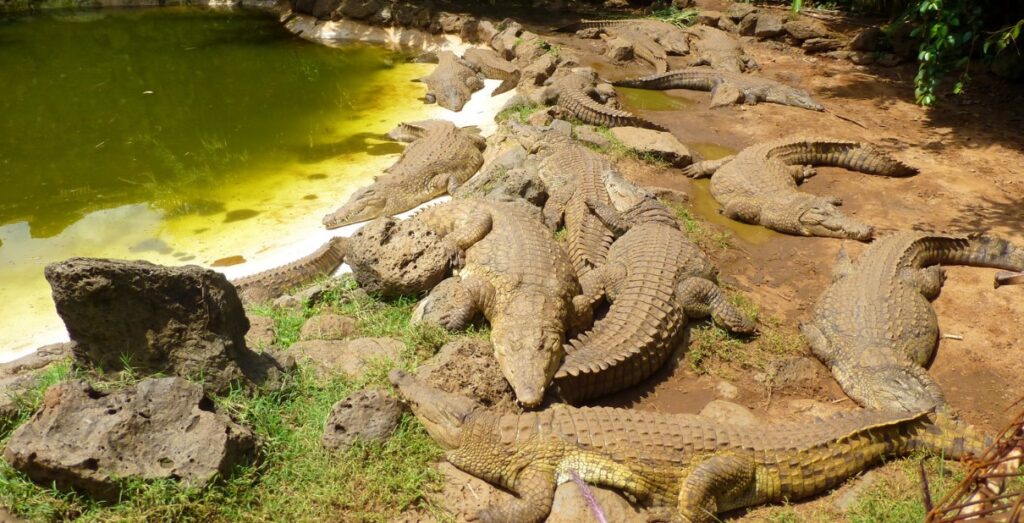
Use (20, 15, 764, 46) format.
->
(617, 86, 696, 111)
(0, 7, 433, 357)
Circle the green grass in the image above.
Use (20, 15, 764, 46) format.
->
(848, 452, 966, 522)
(495, 102, 542, 124)
(666, 200, 732, 252)
(649, 5, 699, 27)
(0, 278, 485, 522)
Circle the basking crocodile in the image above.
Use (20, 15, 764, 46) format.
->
(417, 51, 484, 111)
(681, 137, 918, 240)
(556, 87, 668, 132)
(614, 68, 823, 111)
(560, 19, 690, 55)
(391, 369, 993, 523)
(604, 27, 670, 74)
(684, 25, 757, 73)
(322, 120, 485, 229)
(803, 232, 1024, 413)
(554, 195, 755, 403)
(230, 237, 346, 304)
(463, 47, 520, 96)
(399, 199, 589, 407)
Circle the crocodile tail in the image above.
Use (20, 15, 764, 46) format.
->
(910, 413, 993, 460)
(556, 88, 669, 132)
(911, 234, 1024, 273)
(556, 19, 617, 32)
(232, 236, 348, 303)
(776, 139, 918, 177)
(612, 71, 716, 92)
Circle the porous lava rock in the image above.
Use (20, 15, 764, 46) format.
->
(322, 389, 402, 451)
(289, 337, 402, 378)
(344, 218, 453, 297)
(44, 258, 283, 393)
(415, 338, 516, 412)
(0, 343, 73, 423)
(548, 482, 646, 523)
(299, 313, 359, 341)
(3, 377, 256, 500)
(610, 127, 693, 166)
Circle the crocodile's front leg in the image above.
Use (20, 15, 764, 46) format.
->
(411, 275, 492, 330)
(721, 198, 762, 225)
(442, 211, 493, 268)
(681, 156, 734, 179)
(474, 466, 556, 523)
(584, 198, 632, 236)
(676, 453, 756, 523)
(542, 182, 573, 231)
(676, 277, 757, 334)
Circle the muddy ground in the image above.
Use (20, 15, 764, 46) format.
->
(418, 7, 1024, 522)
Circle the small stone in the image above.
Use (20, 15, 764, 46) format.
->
(783, 19, 830, 41)
(322, 389, 402, 451)
(491, 25, 523, 60)
(520, 53, 557, 86)
(671, 0, 693, 7)
(849, 51, 876, 65)
(756, 356, 827, 389)
(603, 0, 628, 7)
(435, 11, 464, 34)
(338, 0, 381, 19)
(476, 20, 498, 43)
(696, 10, 722, 27)
(802, 37, 846, 53)
(574, 125, 611, 149)
(710, 82, 744, 107)
(576, 27, 604, 39)
(786, 398, 852, 420)
(289, 337, 402, 378)
(875, 53, 902, 67)
(822, 50, 853, 61)
(548, 482, 646, 523)
(834, 471, 880, 512)
(715, 380, 739, 400)
(754, 13, 784, 39)
(527, 109, 554, 127)
(737, 14, 758, 36)
(345, 217, 453, 297)
(245, 315, 276, 349)
(513, 32, 546, 64)
(725, 3, 758, 21)
(717, 16, 739, 33)
(3, 378, 256, 500)
(300, 313, 358, 341)
(550, 119, 573, 137)
(849, 26, 884, 52)
(292, 277, 344, 306)
(603, 36, 634, 62)
(610, 127, 692, 166)
(272, 294, 303, 310)
(699, 400, 759, 427)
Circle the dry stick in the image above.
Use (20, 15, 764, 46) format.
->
(921, 461, 934, 513)
(570, 470, 608, 523)
(825, 108, 868, 129)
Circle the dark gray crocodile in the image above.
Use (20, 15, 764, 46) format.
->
(614, 67, 823, 111)
(391, 369, 993, 523)
(555, 87, 668, 131)
(803, 232, 1024, 413)
(391, 198, 590, 407)
(560, 19, 690, 55)
(463, 47, 520, 96)
(418, 51, 484, 111)
(322, 120, 485, 229)
(684, 25, 758, 73)
(554, 195, 756, 404)
(681, 137, 918, 240)
(230, 237, 347, 304)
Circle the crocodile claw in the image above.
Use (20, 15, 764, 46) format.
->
(995, 270, 1024, 288)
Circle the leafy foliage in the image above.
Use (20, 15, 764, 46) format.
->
(650, 5, 699, 27)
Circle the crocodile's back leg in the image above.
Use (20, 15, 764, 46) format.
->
(676, 452, 757, 521)
(474, 466, 556, 523)
(676, 277, 756, 334)
(721, 198, 762, 225)
(411, 276, 488, 330)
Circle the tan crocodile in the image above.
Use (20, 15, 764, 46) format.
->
(554, 195, 756, 404)
(418, 51, 484, 111)
(681, 137, 918, 240)
(555, 87, 668, 131)
(604, 26, 670, 74)
(463, 47, 520, 96)
(392, 369, 994, 523)
(396, 198, 590, 407)
(322, 120, 485, 229)
(614, 67, 823, 111)
(230, 237, 346, 304)
(803, 232, 1024, 413)
(684, 25, 758, 73)
(560, 18, 690, 55)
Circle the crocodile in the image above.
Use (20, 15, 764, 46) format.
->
(417, 50, 484, 111)
(555, 87, 668, 132)
(554, 195, 756, 404)
(604, 27, 670, 74)
(463, 47, 520, 96)
(614, 68, 823, 111)
(683, 25, 757, 73)
(802, 232, 1024, 413)
(391, 369, 994, 523)
(396, 198, 589, 407)
(681, 137, 918, 240)
(322, 120, 485, 229)
(230, 237, 347, 304)
(559, 19, 690, 55)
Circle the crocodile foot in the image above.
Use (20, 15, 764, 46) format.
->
(995, 270, 1024, 288)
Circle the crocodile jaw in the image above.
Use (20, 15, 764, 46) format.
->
(490, 306, 566, 408)
(323, 186, 388, 229)
(797, 202, 873, 240)
(389, 370, 482, 449)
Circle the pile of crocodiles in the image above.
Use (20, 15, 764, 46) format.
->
(226, 13, 1024, 522)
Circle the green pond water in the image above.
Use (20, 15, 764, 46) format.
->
(0, 7, 435, 357)
(617, 86, 696, 112)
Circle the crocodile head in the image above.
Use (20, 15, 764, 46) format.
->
(389, 370, 483, 449)
(796, 198, 873, 240)
(490, 295, 566, 408)
(322, 186, 389, 229)
(853, 363, 947, 413)
(775, 88, 825, 111)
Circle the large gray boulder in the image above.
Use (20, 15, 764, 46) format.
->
(44, 258, 282, 393)
(610, 127, 693, 166)
(322, 389, 402, 451)
(3, 378, 256, 500)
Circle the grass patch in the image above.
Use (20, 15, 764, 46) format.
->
(666, 200, 732, 252)
(649, 5, 699, 27)
(495, 102, 541, 124)
(848, 451, 966, 522)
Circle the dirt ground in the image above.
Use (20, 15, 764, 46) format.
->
(415, 7, 1024, 522)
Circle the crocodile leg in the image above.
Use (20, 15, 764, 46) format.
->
(681, 156, 734, 179)
(721, 198, 762, 224)
(474, 466, 556, 523)
(584, 198, 632, 235)
(574, 262, 627, 315)
(832, 246, 855, 281)
(543, 182, 574, 231)
(411, 276, 487, 330)
(676, 453, 756, 523)
(995, 270, 1024, 288)
(905, 265, 946, 299)
(442, 211, 494, 269)
(676, 277, 757, 334)
(788, 165, 817, 182)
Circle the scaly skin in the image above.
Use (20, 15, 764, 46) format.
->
(683, 25, 757, 73)
(563, 19, 690, 55)
(406, 199, 588, 407)
(418, 51, 484, 111)
(322, 120, 484, 229)
(230, 237, 347, 304)
(556, 87, 668, 131)
(554, 197, 755, 404)
(463, 47, 520, 96)
(803, 232, 1024, 413)
(614, 68, 823, 111)
(606, 26, 670, 73)
(391, 370, 992, 523)
(682, 137, 918, 240)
